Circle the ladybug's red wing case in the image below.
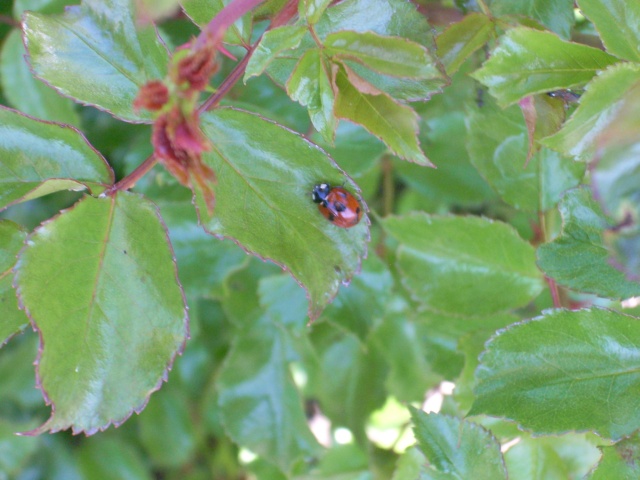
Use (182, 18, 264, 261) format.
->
(312, 184, 362, 229)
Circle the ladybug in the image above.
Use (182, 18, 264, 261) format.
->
(312, 183, 362, 228)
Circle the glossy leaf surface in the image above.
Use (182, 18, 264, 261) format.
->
(0, 106, 113, 211)
(23, 0, 169, 123)
(383, 214, 543, 316)
(466, 100, 584, 212)
(286, 48, 336, 143)
(578, 0, 640, 62)
(411, 409, 507, 479)
(0, 220, 28, 345)
(195, 108, 369, 320)
(267, 0, 446, 102)
(325, 30, 440, 79)
(0, 29, 79, 126)
(436, 13, 493, 75)
(542, 63, 640, 161)
(538, 187, 640, 299)
(14, 192, 188, 434)
(472, 308, 640, 440)
(334, 66, 430, 165)
(487, 0, 574, 38)
(473, 27, 618, 107)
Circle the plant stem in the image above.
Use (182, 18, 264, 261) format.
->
(0, 15, 19, 28)
(547, 276, 562, 309)
(199, 50, 252, 113)
(109, 0, 296, 195)
(106, 154, 158, 195)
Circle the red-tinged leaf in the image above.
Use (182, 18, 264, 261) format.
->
(23, 0, 170, 123)
(333, 65, 432, 166)
(14, 192, 188, 435)
(0, 106, 114, 211)
(193, 108, 369, 320)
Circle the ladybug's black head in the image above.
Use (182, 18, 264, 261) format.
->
(312, 183, 331, 204)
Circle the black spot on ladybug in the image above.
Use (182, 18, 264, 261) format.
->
(334, 201, 346, 212)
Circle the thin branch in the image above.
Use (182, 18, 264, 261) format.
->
(546, 276, 562, 309)
(106, 154, 158, 195)
(199, 50, 252, 113)
(0, 15, 19, 28)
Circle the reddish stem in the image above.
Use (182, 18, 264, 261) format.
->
(0, 15, 19, 28)
(546, 276, 562, 309)
(109, 0, 297, 195)
(106, 154, 158, 195)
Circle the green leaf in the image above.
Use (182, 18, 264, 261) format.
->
(322, 254, 393, 341)
(436, 13, 494, 75)
(538, 187, 640, 299)
(244, 25, 308, 81)
(299, 0, 332, 24)
(396, 110, 495, 209)
(392, 447, 430, 480)
(466, 100, 584, 212)
(370, 308, 438, 402)
(135, 172, 248, 299)
(0, 418, 40, 477)
(14, 192, 188, 434)
(472, 27, 619, 107)
(0, 220, 28, 345)
(542, 63, 640, 161)
(589, 431, 640, 480)
(217, 279, 320, 474)
(0, 106, 113, 211)
(23, 0, 169, 123)
(13, 0, 71, 17)
(471, 307, 640, 440)
(505, 434, 601, 480)
(0, 29, 80, 126)
(267, 0, 446, 102)
(195, 108, 369, 320)
(286, 48, 336, 143)
(411, 409, 507, 479)
(137, 385, 197, 468)
(382, 214, 543, 316)
(77, 436, 152, 480)
(487, 0, 575, 39)
(325, 30, 441, 79)
(181, 0, 252, 46)
(308, 322, 387, 441)
(578, 0, 640, 62)
(334, 66, 431, 166)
